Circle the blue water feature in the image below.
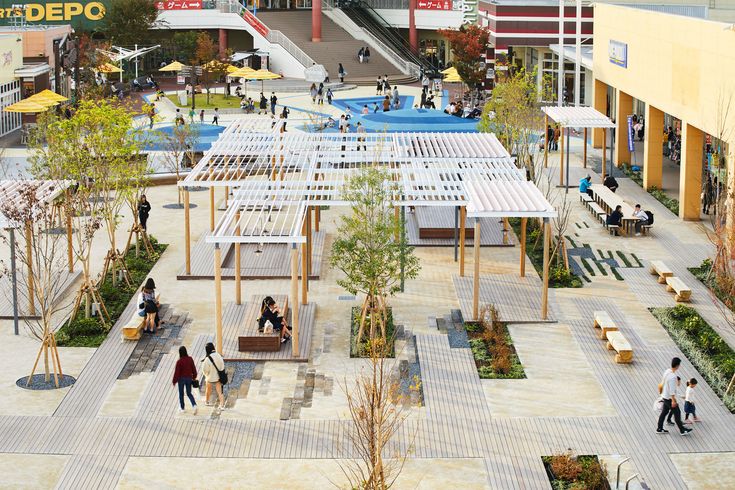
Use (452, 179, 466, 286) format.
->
(358, 108, 478, 133)
(332, 95, 414, 113)
(141, 123, 225, 152)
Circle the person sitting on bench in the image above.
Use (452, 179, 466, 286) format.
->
(632, 204, 649, 236)
(604, 175, 619, 193)
(579, 174, 593, 197)
(258, 296, 292, 343)
(606, 205, 623, 229)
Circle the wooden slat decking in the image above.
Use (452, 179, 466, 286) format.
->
(453, 274, 555, 323)
(0, 270, 80, 319)
(176, 231, 325, 280)
(406, 211, 513, 247)
(220, 300, 316, 362)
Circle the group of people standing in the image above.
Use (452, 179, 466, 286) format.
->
(309, 83, 333, 105)
(357, 47, 371, 64)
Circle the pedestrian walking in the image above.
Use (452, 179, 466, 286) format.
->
(326, 87, 333, 105)
(188, 107, 195, 124)
(358, 47, 364, 63)
(199, 109, 204, 123)
(138, 194, 151, 231)
(552, 124, 560, 151)
(375, 76, 382, 96)
(317, 83, 324, 105)
(309, 83, 317, 103)
(280, 105, 290, 131)
(684, 378, 700, 423)
(546, 125, 554, 151)
(148, 103, 155, 129)
(202, 342, 226, 410)
(421, 74, 430, 91)
(357, 122, 367, 151)
(656, 357, 692, 436)
(382, 75, 391, 96)
(212, 107, 219, 125)
(270, 92, 278, 115)
(392, 86, 400, 109)
(364, 47, 370, 63)
(338, 63, 346, 83)
(259, 93, 268, 114)
(173, 346, 198, 414)
(702, 175, 714, 215)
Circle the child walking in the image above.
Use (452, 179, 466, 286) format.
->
(684, 378, 699, 423)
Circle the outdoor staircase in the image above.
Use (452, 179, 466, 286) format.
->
(254, 11, 415, 85)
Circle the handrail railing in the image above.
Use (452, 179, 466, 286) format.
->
(267, 30, 316, 69)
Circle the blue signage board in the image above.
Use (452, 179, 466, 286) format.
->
(609, 40, 627, 68)
(626, 115, 635, 152)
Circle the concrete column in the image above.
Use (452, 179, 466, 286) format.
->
(312, 0, 322, 42)
(218, 29, 228, 60)
(643, 104, 664, 190)
(592, 79, 608, 148)
(680, 123, 703, 221)
(613, 89, 633, 167)
(409, 0, 418, 53)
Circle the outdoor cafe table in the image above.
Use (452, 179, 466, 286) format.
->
(590, 184, 637, 234)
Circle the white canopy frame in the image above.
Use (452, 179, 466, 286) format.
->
(179, 126, 558, 356)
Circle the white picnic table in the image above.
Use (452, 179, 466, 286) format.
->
(590, 184, 639, 234)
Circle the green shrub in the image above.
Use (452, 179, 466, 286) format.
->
(466, 305, 525, 379)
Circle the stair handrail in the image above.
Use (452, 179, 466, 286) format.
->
(266, 30, 316, 69)
(364, 32, 421, 77)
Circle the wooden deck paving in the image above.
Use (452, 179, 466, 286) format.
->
(406, 208, 514, 248)
(176, 231, 325, 280)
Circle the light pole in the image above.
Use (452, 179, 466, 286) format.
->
(7, 227, 19, 335)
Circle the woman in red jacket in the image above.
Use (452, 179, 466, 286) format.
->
(172, 346, 198, 414)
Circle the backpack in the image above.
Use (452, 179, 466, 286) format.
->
(645, 211, 654, 225)
(207, 355, 228, 385)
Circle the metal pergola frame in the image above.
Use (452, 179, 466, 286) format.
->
(179, 126, 558, 357)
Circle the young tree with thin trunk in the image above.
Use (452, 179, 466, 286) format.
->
(330, 167, 420, 344)
(192, 32, 227, 106)
(0, 183, 72, 387)
(159, 123, 199, 207)
(338, 338, 414, 490)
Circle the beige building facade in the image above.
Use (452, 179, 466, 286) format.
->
(592, 4, 735, 228)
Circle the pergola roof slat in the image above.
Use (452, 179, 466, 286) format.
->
(541, 106, 616, 129)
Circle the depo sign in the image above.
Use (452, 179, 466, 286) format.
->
(0, 2, 107, 28)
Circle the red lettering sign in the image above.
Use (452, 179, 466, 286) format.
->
(156, 1, 203, 10)
(243, 9, 270, 37)
(417, 0, 451, 9)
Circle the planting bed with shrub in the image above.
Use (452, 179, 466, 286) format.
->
(466, 305, 525, 379)
(542, 452, 610, 490)
(56, 237, 167, 347)
(350, 307, 396, 358)
(650, 304, 735, 413)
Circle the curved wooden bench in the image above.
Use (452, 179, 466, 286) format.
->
(593, 310, 618, 340)
(666, 276, 692, 302)
(649, 260, 673, 284)
(606, 331, 633, 364)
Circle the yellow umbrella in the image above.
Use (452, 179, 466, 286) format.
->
(442, 67, 463, 83)
(3, 99, 51, 113)
(229, 66, 256, 78)
(97, 62, 122, 73)
(160, 61, 186, 72)
(26, 95, 60, 107)
(440, 66, 456, 75)
(249, 69, 281, 80)
(30, 89, 67, 102)
(226, 64, 240, 74)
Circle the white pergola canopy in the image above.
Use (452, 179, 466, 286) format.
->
(182, 123, 557, 245)
(0, 180, 73, 229)
(542, 106, 615, 129)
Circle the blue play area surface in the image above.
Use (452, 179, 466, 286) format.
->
(141, 123, 225, 152)
(332, 95, 414, 113)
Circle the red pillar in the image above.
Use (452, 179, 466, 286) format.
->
(312, 1, 322, 42)
(218, 29, 228, 59)
(409, 0, 418, 53)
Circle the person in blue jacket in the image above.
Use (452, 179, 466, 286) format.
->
(579, 174, 593, 197)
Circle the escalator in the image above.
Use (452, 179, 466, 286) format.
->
(339, 1, 439, 77)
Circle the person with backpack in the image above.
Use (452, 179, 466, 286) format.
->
(172, 346, 198, 414)
(632, 204, 650, 236)
(202, 342, 227, 410)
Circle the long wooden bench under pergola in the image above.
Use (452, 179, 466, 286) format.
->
(179, 124, 557, 357)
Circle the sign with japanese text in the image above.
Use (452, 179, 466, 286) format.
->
(609, 40, 627, 68)
(155, 0, 201, 9)
(417, 0, 450, 10)
(626, 115, 635, 152)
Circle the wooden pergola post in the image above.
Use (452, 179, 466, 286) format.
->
(541, 218, 550, 320)
(235, 210, 241, 305)
(502, 217, 509, 245)
(314, 206, 320, 232)
(290, 244, 300, 357)
(459, 206, 466, 276)
(472, 218, 481, 321)
(66, 200, 73, 273)
(209, 186, 215, 232)
(24, 220, 35, 316)
(184, 188, 191, 275)
(559, 125, 565, 186)
(224, 185, 229, 209)
(583, 128, 588, 168)
(301, 220, 308, 304)
(214, 244, 223, 353)
(544, 113, 549, 168)
(520, 217, 527, 277)
(394, 206, 400, 242)
(601, 128, 608, 183)
(306, 206, 312, 275)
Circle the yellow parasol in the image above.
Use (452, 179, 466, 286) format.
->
(440, 66, 456, 75)
(442, 66, 463, 83)
(3, 99, 51, 113)
(97, 62, 122, 73)
(30, 89, 68, 103)
(228, 66, 256, 78)
(248, 69, 282, 92)
(226, 64, 240, 74)
(159, 61, 186, 72)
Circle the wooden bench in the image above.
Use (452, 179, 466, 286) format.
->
(666, 276, 692, 302)
(593, 310, 619, 340)
(238, 295, 289, 352)
(588, 202, 606, 222)
(604, 220, 620, 236)
(121, 294, 160, 341)
(579, 193, 593, 208)
(642, 224, 654, 236)
(649, 260, 674, 284)
(606, 331, 633, 363)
